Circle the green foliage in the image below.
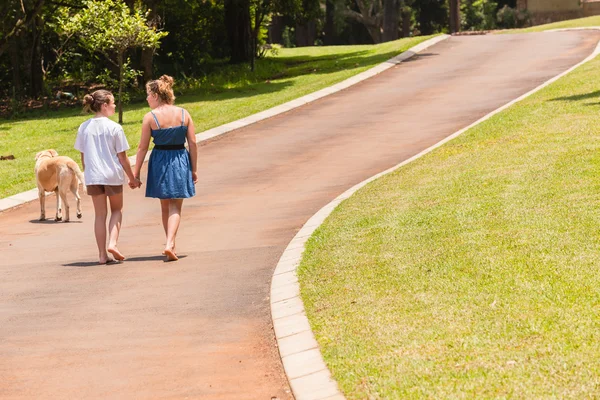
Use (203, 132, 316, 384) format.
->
(61, 0, 167, 59)
(461, 0, 498, 31)
(60, 0, 168, 121)
(282, 26, 296, 47)
(496, 5, 530, 29)
(95, 58, 142, 102)
(153, 0, 227, 77)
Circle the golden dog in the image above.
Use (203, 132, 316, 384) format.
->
(35, 149, 86, 222)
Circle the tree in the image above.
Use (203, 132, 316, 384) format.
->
(449, 0, 460, 33)
(343, 0, 384, 43)
(0, 0, 46, 58)
(62, 0, 167, 123)
(225, 0, 252, 64)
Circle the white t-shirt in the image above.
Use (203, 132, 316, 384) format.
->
(74, 117, 130, 185)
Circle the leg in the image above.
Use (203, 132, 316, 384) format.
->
(161, 199, 183, 261)
(107, 192, 125, 261)
(58, 180, 70, 222)
(91, 194, 110, 264)
(38, 185, 46, 221)
(55, 188, 62, 221)
(159, 200, 176, 255)
(70, 180, 82, 219)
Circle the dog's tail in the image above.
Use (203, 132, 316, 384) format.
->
(70, 162, 87, 194)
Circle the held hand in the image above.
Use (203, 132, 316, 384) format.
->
(192, 171, 198, 184)
(129, 177, 143, 189)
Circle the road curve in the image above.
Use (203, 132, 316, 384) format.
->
(1, 31, 599, 399)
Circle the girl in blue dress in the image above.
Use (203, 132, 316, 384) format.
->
(133, 75, 198, 261)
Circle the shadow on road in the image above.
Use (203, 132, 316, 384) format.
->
(62, 255, 186, 267)
(29, 219, 83, 224)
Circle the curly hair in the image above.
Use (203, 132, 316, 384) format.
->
(146, 75, 176, 105)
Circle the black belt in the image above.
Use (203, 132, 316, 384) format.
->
(154, 144, 185, 150)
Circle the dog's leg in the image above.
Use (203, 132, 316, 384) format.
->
(70, 179, 82, 219)
(38, 184, 46, 221)
(58, 177, 70, 222)
(55, 188, 62, 221)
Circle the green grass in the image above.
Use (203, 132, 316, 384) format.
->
(298, 42, 600, 398)
(0, 35, 435, 199)
(501, 15, 600, 33)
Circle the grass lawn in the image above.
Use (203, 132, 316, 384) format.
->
(501, 15, 600, 33)
(0, 35, 435, 199)
(298, 33, 600, 398)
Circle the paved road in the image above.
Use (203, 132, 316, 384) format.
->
(1, 31, 599, 399)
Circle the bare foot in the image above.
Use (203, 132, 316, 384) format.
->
(99, 258, 117, 265)
(107, 247, 125, 261)
(164, 248, 178, 261)
(162, 245, 176, 256)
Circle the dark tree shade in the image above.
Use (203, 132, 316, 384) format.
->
(225, 0, 252, 63)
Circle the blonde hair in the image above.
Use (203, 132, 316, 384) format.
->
(146, 75, 175, 105)
(83, 90, 114, 113)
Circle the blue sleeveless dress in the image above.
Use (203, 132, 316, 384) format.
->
(145, 108, 195, 199)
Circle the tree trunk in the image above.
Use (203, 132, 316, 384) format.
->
(225, 0, 251, 64)
(401, 6, 411, 38)
(9, 36, 22, 99)
(139, 0, 158, 84)
(449, 0, 460, 33)
(382, 0, 398, 42)
(324, 0, 336, 45)
(295, 20, 316, 47)
(268, 16, 285, 44)
(251, 7, 262, 72)
(30, 15, 44, 97)
(0, 0, 45, 58)
(140, 48, 154, 84)
(118, 52, 124, 124)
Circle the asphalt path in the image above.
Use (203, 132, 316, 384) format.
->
(1, 31, 599, 399)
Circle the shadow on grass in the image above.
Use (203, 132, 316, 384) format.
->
(550, 90, 600, 102)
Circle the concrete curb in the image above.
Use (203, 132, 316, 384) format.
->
(0, 34, 449, 215)
(268, 35, 452, 400)
(545, 26, 600, 32)
(270, 32, 600, 400)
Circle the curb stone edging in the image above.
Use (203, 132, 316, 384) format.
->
(270, 31, 600, 400)
(0, 34, 449, 215)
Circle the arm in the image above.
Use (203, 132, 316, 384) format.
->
(117, 151, 137, 188)
(134, 113, 153, 181)
(185, 110, 198, 184)
(80, 152, 85, 171)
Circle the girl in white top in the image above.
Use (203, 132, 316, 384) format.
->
(75, 90, 140, 264)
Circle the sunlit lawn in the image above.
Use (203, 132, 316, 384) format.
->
(298, 34, 600, 400)
(0, 35, 435, 199)
(501, 15, 600, 33)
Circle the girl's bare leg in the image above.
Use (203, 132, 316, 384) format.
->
(160, 198, 183, 261)
(107, 192, 125, 260)
(91, 194, 110, 264)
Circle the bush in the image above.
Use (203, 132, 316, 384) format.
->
(496, 5, 531, 29)
(461, 0, 498, 31)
